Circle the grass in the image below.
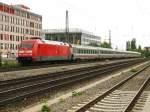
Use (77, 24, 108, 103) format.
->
(130, 68, 138, 72)
(41, 104, 51, 112)
(72, 91, 82, 97)
(0, 60, 20, 68)
(59, 98, 65, 103)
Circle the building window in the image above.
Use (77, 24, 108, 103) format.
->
(10, 16, 13, 23)
(0, 14, 3, 21)
(39, 24, 42, 29)
(30, 22, 34, 28)
(10, 35, 13, 41)
(5, 25, 9, 31)
(0, 43, 3, 49)
(0, 34, 3, 40)
(25, 29, 29, 34)
(0, 24, 3, 31)
(30, 30, 34, 35)
(5, 15, 9, 22)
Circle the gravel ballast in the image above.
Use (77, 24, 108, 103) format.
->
(49, 63, 150, 112)
(22, 61, 150, 112)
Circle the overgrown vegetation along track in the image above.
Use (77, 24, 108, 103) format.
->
(0, 58, 148, 106)
(0, 58, 144, 73)
(68, 62, 150, 112)
(0, 60, 99, 73)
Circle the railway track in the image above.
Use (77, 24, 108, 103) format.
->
(67, 62, 150, 112)
(0, 58, 148, 106)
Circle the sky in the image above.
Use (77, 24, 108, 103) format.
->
(2, 0, 150, 50)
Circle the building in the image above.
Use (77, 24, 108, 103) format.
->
(43, 28, 101, 46)
(0, 2, 42, 58)
(144, 47, 150, 52)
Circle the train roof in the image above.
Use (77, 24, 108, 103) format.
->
(72, 44, 141, 54)
(21, 39, 70, 46)
(41, 40, 70, 46)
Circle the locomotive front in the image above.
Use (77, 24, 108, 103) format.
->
(17, 40, 39, 64)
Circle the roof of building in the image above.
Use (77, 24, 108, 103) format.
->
(0, 2, 42, 17)
(43, 28, 101, 38)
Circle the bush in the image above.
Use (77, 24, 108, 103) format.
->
(59, 98, 65, 103)
(72, 91, 82, 97)
(130, 68, 137, 72)
(1, 60, 20, 68)
(41, 104, 51, 112)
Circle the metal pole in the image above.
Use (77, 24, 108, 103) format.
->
(65, 10, 69, 43)
(0, 51, 2, 66)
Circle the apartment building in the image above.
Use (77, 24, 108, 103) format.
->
(0, 2, 42, 57)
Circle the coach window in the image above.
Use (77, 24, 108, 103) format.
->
(82, 50, 84, 54)
(80, 50, 82, 54)
(84, 50, 86, 54)
(82, 49, 85, 54)
(96, 50, 98, 54)
(78, 49, 80, 54)
(90, 50, 92, 54)
(85, 50, 86, 54)
(101, 50, 103, 54)
(79, 49, 81, 54)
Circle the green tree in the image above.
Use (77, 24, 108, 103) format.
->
(143, 51, 150, 57)
(100, 41, 112, 48)
(126, 41, 131, 51)
(131, 38, 137, 50)
(137, 45, 142, 52)
(88, 43, 99, 47)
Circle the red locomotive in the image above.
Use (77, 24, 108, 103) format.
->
(18, 38, 73, 63)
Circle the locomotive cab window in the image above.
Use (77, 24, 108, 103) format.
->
(20, 43, 34, 48)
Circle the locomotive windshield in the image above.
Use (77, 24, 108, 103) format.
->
(20, 43, 34, 48)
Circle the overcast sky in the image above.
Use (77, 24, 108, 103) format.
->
(2, 0, 150, 50)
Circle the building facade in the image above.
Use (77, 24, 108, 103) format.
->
(0, 2, 42, 58)
(144, 47, 150, 52)
(43, 28, 101, 46)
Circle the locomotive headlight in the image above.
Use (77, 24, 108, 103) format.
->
(19, 50, 24, 53)
(26, 50, 32, 53)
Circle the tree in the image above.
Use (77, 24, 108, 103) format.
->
(100, 41, 112, 48)
(138, 45, 142, 52)
(88, 42, 99, 47)
(126, 41, 131, 51)
(131, 38, 137, 50)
